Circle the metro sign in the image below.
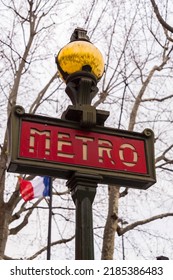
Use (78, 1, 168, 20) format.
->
(7, 106, 156, 189)
(20, 121, 147, 174)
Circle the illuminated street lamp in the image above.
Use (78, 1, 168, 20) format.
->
(57, 28, 104, 81)
(56, 27, 109, 128)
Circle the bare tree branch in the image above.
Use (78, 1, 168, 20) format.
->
(155, 144, 173, 164)
(9, 199, 43, 235)
(142, 94, 173, 102)
(119, 188, 128, 198)
(117, 212, 173, 236)
(3, 235, 75, 260)
(150, 0, 173, 33)
(29, 72, 58, 114)
(128, 47, 173, 131)
(27, 235, 75, 260)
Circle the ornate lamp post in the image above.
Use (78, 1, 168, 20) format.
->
(56, 28, 108, 259)
(56, 27, 109, 128)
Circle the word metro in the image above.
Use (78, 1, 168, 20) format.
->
(20, 121, 147, 174)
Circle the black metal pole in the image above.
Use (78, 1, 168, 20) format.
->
(47, 177, 53, 260)
(66, 172, 102, 260)
(122, 234, 125, 260)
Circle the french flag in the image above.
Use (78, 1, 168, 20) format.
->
(19, 176, 51, 202)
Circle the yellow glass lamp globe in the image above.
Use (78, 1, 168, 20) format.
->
(57, 41, 104, 82)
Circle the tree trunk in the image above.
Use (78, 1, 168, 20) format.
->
(101, 185, 120, 260)
(0, 204, 12, 259)
(0, 140, 11, 259)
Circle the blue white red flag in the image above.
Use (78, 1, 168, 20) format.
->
(19, 176, 51, 201)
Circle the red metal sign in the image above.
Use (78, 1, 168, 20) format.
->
(19, 121, 147, 174)
(7, 106, 156, 189)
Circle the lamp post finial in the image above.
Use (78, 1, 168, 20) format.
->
(70, 27, 90, 42)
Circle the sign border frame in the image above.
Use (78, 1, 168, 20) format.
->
(7, 106, 156, 189)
